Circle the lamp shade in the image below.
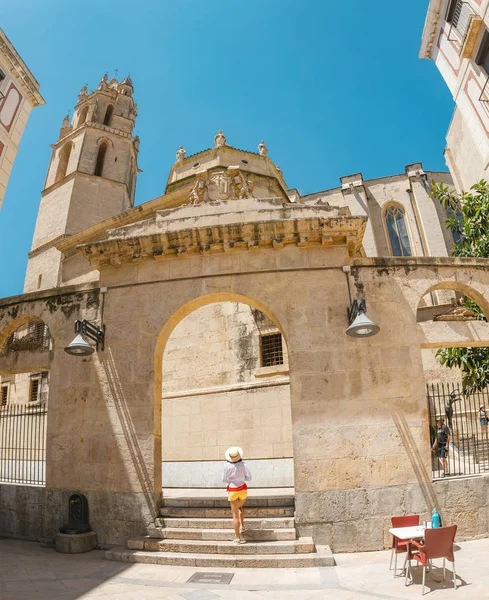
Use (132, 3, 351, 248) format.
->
(64, 333, 94, 356)
(346, 311, 380, 338)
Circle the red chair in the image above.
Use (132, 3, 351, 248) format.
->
(407, 525, 457, 595)
(390, 515, 420, 577)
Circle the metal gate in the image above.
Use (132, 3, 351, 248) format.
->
(0, 401, 47, 485)
(427, 382, 489, 479)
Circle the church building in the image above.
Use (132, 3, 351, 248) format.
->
(1, 75, 488, 565)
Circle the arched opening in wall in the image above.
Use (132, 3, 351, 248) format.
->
(0, 318, 51, 486)
(159, 300, 293, 490)
(417, 285, 489, 480)
(94, 142, 107, 177)
(103, 104, 114, 126)
(77, 105, 89, 127)
(55, 142, 72, 183)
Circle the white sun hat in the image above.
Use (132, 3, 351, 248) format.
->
(225, 446, 243, 463)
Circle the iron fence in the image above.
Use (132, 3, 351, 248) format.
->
(0, 401, 47, 485)
(427, 382, 489, 479)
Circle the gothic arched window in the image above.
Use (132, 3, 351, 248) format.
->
(446, 206, 464, 246)
(55, 142, 72, 183)
(94, 142, 107, 177)
(384, 204, 412, 256)
(103, 105, 114, 126)
(78, 105, 89, 127)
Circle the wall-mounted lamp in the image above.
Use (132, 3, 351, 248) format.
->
(64, 320, 105, 356)
(346, 298, 380, 338)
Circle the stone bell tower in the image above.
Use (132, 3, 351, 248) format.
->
(24, 74, 140, 293)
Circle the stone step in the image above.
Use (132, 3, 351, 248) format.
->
(159, 506, 294, 518)
(161, 496, 295, 509)
(127, 536, 314, 555)
(146, 527, 297, 541)
(106, 545, 335, 568)
(155, 516, 296, 529)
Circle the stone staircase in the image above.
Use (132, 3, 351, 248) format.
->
(106, 489, 334, 568)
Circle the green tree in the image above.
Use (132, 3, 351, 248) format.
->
(430, 180, 489, 392)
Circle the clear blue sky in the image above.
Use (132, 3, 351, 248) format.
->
(0, 0, 453, 298)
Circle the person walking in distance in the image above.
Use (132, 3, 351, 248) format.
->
(433, 418, 450, 476)
(480, 405, 488, 435)
(222, 447, 252, 544)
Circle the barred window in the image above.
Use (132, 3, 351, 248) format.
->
(260, 333, 284, 367)
(29, 379, 40, 403)
(1, 385, 8, 406)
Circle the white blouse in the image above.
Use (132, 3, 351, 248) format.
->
(222, 461, 252, 488)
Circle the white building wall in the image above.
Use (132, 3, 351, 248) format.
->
(0, 29, 44, 209)
(422, 0, 489, 189)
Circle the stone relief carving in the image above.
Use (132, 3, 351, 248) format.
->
(189, 171, 210, 205)
(258, 140, 268, 156)
(228, 166, 254, 199)
(214, 130, 227, 147)
(176, 145, 186, 163)
(433, 297, 477, 321)
(188, 167, 254, 205)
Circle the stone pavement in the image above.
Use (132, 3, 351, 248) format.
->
(1, 537, 488, 599)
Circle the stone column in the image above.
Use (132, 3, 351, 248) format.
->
(340, 173, 378, 256)
(406, 163, 449, 257)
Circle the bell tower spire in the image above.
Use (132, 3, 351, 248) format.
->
(24, 75, 140, 293)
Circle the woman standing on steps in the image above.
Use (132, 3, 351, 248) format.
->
(222, 446, 252, 544)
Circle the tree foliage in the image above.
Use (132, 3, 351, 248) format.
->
(430, 180, 489, 392)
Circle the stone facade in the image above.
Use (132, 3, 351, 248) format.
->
(421, 0, 489, 190)
(1, 79, 489, 554)
(24, 75, 139, 293)
(1, 256, 489, 551)
(0, 28, 44, 209)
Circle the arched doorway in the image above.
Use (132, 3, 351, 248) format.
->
(417, 284, 489, 478)
(158, 298, 294, 489)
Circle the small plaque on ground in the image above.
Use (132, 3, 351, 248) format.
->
(187, 572, 235, 585)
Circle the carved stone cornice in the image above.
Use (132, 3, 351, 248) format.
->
(77, 215, 367, 268)
(54, 120, 135, 148)
(0, 29, 45, 107)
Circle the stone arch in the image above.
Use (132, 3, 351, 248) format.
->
(55, 142, 73, 183)
(153, 292, 288, 492)
(418, 281, 489, 321)
(103, 104, 114, 126)
(0, 315, 51, 354)
(77, 105, 89, 127)
(96, 136, 114, 149)
(94, 142, 108, 177)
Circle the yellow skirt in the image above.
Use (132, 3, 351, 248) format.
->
(228, 489, 248, 502)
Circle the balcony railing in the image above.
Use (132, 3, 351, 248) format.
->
(447, 0, 477, 48)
